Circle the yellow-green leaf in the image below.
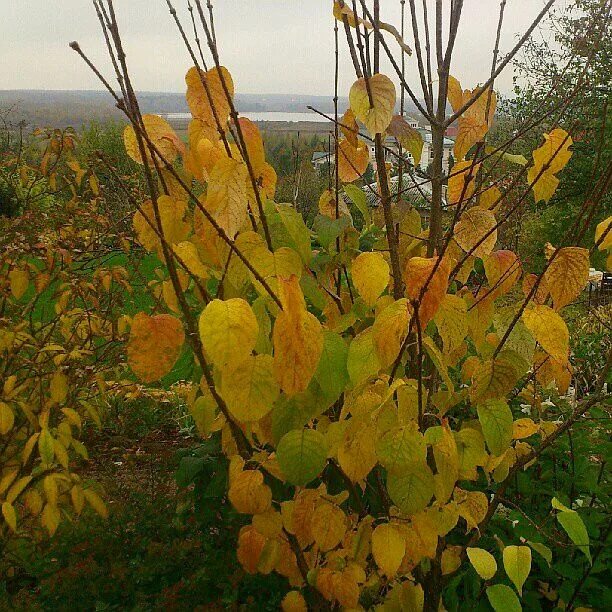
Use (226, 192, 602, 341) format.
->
(522, 305, 569, 363)
(2, 502, 17, 532)
(477, 399, 513, 457)
(487, 584, 522, 612)
(372, 523, 405, 576)
(199, 298, 259, 369)
(221, 354, 279, 422)
(503, 545, 531, 595)
(467, 547, 497, 580)
(387, 462, 434, 515)
(349, 73, 396, 136)
(0, 402, 15, 435)
(276, 428, 328, 486)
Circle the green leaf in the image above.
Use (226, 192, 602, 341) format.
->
(527, 541, 552, 566)
(313, 214, 350, 251)
(38, 428, 55, 465)
(467, 547, 498, 580)
(386, 462, 434, 515)
(486, 584, 522, 612)
(267, 202, 313, 265)
(552, 498, 591, 563)
(344, 183, 371, 226)
(314, 331, 349, 402)
(502, 545, 531, 595)
(376, 425, 427, 474)
(276, 428, 328, 486)
(477, 399, 513, 457)
(175, 456, 206, 488)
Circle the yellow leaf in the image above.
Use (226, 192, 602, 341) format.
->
(387, 115, 424, 166)
(352, 251, 390, 307)
(281, 591, 307, 612)
(2, 502, 17, 532)
(527, 167, 560, 203)
(477, 399, 513, 457)
(127, 313, 185, 383)
(71, 485, 85, 515)
(372, 523, 405, 576)
(448, 160, 481, 206)
(133, 196, 190, 256)
(273, 276, 324, 395)
(41, 503, 60, 536)
(318, 188, 351, 219)
(372, 298, 411, 368)
(123, 114, 182, 165)
(172, 241, 209, 280)
(340, 108, 359, 146)
(0, 402, 15, 435)
(447, 78, 496, 160)
(185, 65, 234, 127)
(503, 545, 531, 595)
(513, 418, 539, 440)
(38, 428, 55, 465)
(522, 305, 569, 362)
(206, 156, 249, 238)
(532, 128, 573, 175)
(199, 298, 259, 369)
(49, 371, 68, 405)
(484, 250, 522, 299)
(470, 352, 524, 403)
(228, 470, 272, 515)
(456, 489, 488, 531)
(595, 216, 612, 251)
(434, 294, 468, 354)
(349, 73, 396, 136)
(237, 117, 266, 171)
(544, 247, 589, 310)
(9, 269, 29, 300)
(237, 524, 266, 574)
(404, 256, 450, 327)
(467, 547, 498, 580)
(338, 424, 377, 482)
(311, 502, 346, 551)
(84, 489, 108, 519)
(454, 206, 497, 259)
(221, 354, 279, 422)
(337, 138, 369, 183)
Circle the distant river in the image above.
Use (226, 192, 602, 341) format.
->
(162, 111, 329, 123)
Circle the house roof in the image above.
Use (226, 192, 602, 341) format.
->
(312, 151, 332, 162)
(360, 172, 445, 210)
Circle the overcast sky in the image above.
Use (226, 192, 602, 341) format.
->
(2, 1, 559, 96)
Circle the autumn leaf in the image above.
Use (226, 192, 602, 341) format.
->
(522, 305, 569, 362)
(404, 256, 450, 327)
(186, 65, 234, 127)
(448, 160, 481, 206)
(273, 275, 323, 395)
(372, 523, 405, 576)
(349, 73, 396, 136)
(454, 206, 497, 259)
(127, 313, 185, 383)
(387, 115, 424, 166)
(124, 114, 183, 165)
(351, 251, 389, 307)
(199, 298, 259, 369)
(337, 138, 370, 183)
(276, 428, 327, 486)
(544, 247, 589, 310)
